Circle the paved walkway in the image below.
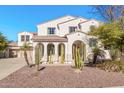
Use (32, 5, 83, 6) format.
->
(0, 58, 26, 80)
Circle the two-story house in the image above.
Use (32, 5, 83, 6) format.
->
(30, 15, 111, 64)
(17, 32, 37, 59)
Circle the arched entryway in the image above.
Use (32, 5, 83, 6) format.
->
(58, 43, 65, 64)
(72, 40, 86, 62)
(35, 43, 44, 63)
(47, 43, 55, 64)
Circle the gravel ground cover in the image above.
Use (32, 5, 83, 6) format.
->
(0, 66, 124, 88)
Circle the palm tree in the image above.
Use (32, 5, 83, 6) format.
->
(92, 46, 105, 64)
(21, 43, 31, 66)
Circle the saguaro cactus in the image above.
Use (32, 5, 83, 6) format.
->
(60, 44, 65, 64)
(74, 46, 84, 70)
(35, 44, 41, 71)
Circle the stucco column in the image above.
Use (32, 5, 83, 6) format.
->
(67, 43, 73, 64)
(42, 43, 48, 63)
(64, 43, 68, 64)
(54, 43, 58, 63)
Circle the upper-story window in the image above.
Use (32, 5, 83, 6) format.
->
(48, 27, 56, 35)
(26, 35, 30, 41)
(21, 35, 25, 42)
(69, 26, 77, 33)
(21, 35, 30, 42)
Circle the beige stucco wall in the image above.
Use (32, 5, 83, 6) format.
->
(58, 18, 87, 36)
(80, 19, 100, 33)
(37, 15, 76, 36)
(18, 32, 34, 47)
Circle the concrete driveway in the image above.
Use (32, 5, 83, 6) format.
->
(0, 58, 26, 80)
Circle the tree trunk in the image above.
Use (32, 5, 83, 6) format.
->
(93, 55, 97, 64)
(24, 50, 30, 66)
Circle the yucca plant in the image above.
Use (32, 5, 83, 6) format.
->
(60, 44, 65, 64)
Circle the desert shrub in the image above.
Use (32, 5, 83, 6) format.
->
(95, 61, 124, 72)
(109, 49, 119, 61)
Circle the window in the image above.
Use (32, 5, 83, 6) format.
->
(89, 38, 97, 47)
(69, 26, 77, 33)
(21, 35, 25, 42)
(26, 35, 30, 41)
(48, 27, 56, 35)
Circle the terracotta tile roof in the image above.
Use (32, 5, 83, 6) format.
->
(18, 32, 37, 36)
(29, 32, 37, 36)
(32, 35, 68, 42)
(8, 42, 18, 47)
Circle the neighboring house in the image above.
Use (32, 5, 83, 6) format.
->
(7, 42, 19, 58)
(0, 42, 19, 58)
(31, 15, 111, 64)
(17, 32, 37, 60)
(4, 32, 37, 59)
(18, 32, 37, 47)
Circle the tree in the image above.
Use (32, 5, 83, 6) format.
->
(21, 43, 31, 66)
(92, 5, 124, 22)
(92, 46, 105, 64)
(0, 32, 8, 52)
(89, 21, 124, 60)
(116, 17, 124, 55)
(91, 5, 124, 60)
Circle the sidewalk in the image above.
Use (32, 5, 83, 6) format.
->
(0, 58, 26, 80)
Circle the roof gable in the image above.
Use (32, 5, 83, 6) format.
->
(58, 17, 88, 26)
(37, 15, 76, 26)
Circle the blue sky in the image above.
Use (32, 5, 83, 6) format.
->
(0, 5, 101, 41)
